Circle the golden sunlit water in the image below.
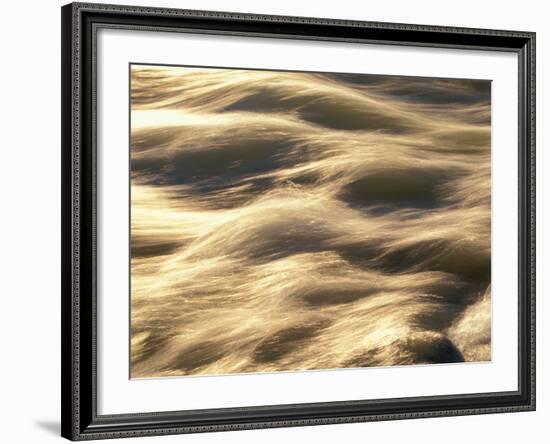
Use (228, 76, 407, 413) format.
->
(130, 65, 491, 378)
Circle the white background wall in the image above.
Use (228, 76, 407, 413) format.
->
(0, 0, 546, 443)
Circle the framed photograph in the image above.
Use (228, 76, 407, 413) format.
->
(61, 2, 536, 440)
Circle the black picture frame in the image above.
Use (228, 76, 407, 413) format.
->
(61, 2, 536, 440)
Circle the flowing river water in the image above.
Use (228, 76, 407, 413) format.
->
(129, 65, 491, 378)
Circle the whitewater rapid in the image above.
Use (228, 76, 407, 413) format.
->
(129, 65, 491, 378)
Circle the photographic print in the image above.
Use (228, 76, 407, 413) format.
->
(62, 6, 536, 438)
(129, 64, 491, 379)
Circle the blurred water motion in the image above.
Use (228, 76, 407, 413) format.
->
(130, 65, 491, 378)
